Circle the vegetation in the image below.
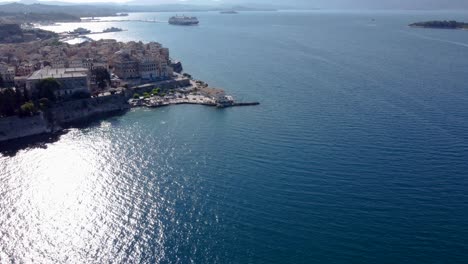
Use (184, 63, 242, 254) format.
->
(70, 91, 91, 100)
(133, 93, 140, 99)
(49, 39, 62, 46)
(38, 98, 51, 110)
(0, 23, 58, 44)
(143, 92, 151, 99)
(151, 88, 160, 96)
(0, 78, 59, 117)
(35, 78, 60, 102)
(91, 68, 111, 89)
(410, 20, 468, 29)
(19, 101, 37, 117)
(0, 88, 20, 117)
(0, 75, 3, 87)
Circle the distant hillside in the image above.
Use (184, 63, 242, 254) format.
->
(116, 4, 277, 12)
(0, 12, 80, 23)
(0, 23, 58, 43)
(0, 2, 277, 16)
(0, 3, 120, 17)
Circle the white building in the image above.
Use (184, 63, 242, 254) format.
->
(26, 67, 90, 98)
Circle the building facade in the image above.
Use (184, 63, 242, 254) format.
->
(26, 67, 90, 99)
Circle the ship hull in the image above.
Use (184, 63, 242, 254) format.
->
(169, 21, 199, 26)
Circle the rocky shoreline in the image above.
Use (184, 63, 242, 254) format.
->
(0, 77, 259, 146)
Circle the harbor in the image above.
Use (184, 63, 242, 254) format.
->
(128, 83, 259, 109)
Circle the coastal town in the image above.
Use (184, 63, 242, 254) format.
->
(0, 27, 258, 143)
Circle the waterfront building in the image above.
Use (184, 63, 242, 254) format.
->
(16, 63, 34, 76)
(68, 59, 85, 68)
(0, 63, 16, 86)
(139, 57, 160, 81)
(51, 58, 67, 69)
(111, 51, 140, 80)
(13, 76, 28, 89)
(26, 67, 90, 98)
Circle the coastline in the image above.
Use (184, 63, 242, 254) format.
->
(0, 24, 260, 147)
(0, 74, 259, 145)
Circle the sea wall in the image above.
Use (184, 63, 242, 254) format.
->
(0, 113, 51, 142)
(0, 80, 190, 143)
(49, 94, 130, 126)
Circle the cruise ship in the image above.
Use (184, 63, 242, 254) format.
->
(168, 15, 199, 25)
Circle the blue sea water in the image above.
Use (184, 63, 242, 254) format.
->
(2, 10, 468, 263)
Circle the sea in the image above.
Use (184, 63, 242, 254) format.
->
(1, 10, 468, 263)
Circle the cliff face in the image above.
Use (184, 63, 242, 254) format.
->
(0, 95, 130, 143)
(0, 113, 51, 142)
(49, 94, 130, 126)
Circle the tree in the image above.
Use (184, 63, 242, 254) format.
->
(151, 88, 160, 96)
(92, 68, 111, 89)
(0, 75, 4, 88)
(133, 93, 140, 99)
(143, 92, 150, 99)
(38, 98, 51, 110)
(70, 91, 91, 100)
(0, 88, 20, 117)
(19, 101, 37, 117)
(35, 78, 60, 102)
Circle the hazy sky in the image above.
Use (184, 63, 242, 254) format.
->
(1, 0, 468, 9)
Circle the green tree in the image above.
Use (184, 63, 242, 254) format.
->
(0, 88, 19, 117)
(38, 98, 51, 110)
(35, 78, 60, 102)
(151, 88, 160, 96)
(143, 92, 150, 99)
(19, 101, 37, 117)
(133, 93, 140, 99)
(71, 91, 91, 100)
(92, 68, 111, 89)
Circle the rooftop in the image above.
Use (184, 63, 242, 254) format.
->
(28, 67, 88, 80)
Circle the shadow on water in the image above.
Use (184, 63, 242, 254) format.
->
(60, 109, 128, 130)
(0, 131, 66, 157)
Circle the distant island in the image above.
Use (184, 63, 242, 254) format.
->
(409, 20, 468, 30)
(220, 10, 239, 14)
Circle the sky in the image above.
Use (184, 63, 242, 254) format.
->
(1, 0, 468, 9)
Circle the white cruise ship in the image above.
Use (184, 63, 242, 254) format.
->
(168, 15, 199, 25)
